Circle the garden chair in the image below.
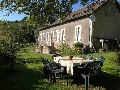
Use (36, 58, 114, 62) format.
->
(73, 61, 103, 90)
(96, 56, 105, 62)
(43, 61, 67, 85)
(42, 58, 51, 65)
(95, 56, 105, 67)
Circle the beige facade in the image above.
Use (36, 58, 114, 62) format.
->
(92, 1, 120, 50)
(37, 0, 120, 54)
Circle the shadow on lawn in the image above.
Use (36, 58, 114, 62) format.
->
(0, 58, 52, 90)
(71, 68, 120, 90)
(0, 57, 120, 90)
(88, 71, 120, 90)
(100, 72, 120, 90)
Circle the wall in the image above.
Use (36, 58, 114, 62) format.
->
(91, 1, 120, 50)
(93, 1, 120, 40)
(38, 16, 90, 53)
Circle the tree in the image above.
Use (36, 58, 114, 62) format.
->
(0, 20, 36, 70)
(0, 21, 19, 70)
(0, 0, 119, 27)
(0, 0, 79, 26)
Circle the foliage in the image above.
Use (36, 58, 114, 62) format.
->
(58, 42, 91, 55)
(0, 0, 119, 26)
(0, 20, 36, 70)
(0, 0, 79, 26)
(82, 45, 91, 54)
(73, 41, 83, 48)
(58, 43, 74, 56)
(73, 42, 84, 55)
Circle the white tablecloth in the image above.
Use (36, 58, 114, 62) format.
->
(54, 56, 83, 63)
(54, 57, 93, 75)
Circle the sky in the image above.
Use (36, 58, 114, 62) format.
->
(0, 3, 82, 21)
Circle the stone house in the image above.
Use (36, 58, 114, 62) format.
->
(37, 0, 120, 54)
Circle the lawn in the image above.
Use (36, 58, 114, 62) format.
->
(0, 46, 120, 90)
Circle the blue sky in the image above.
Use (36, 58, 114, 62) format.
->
(0, 10, 27, 21)
(0, 3, 82, 21)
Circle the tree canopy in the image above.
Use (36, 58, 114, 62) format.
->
(0, 0, 119, 26)
(0, 0, 79, 26)
(0, 19, 37, 69)
(0, 0, 119, 27)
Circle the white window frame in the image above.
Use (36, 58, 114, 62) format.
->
(75, 25, 82, 42)
(46, 32, 49, 42)
(51, 30, 54, 41)
(50, 30, 52, 46)
(58, 30, 62, 42)
(45, 33, 47, 42)
(55, 30, 60, 43)
(43, 33, 46, 42)
(89, 19, 93, 48)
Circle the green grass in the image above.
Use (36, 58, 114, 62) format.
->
(93, 52, 120, 75)
(18, 51, 52, 59)
(18, 45, 52, 59)
(0, 46, 120, 90)
(93, 52, 120, 90)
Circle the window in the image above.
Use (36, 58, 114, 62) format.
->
(61, 28, 65, 43)
(59, 31, 61, 42)
(75, 25, 82, 42)
(54, 29, 66, 43)
(55, 30, 60, 43)
(43, 33, 46, 42)
(46, 32, 49, 42)
(51, 30, 54, 41)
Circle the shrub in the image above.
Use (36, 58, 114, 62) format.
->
(82, 45, 90, 54)
(73, 42, 83, 48)
(73, 42, 84, 55)
(58, 43, 74, 56)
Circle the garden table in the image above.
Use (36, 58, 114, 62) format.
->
(53, 57, 94, 90)
(54, 58, 93, 75)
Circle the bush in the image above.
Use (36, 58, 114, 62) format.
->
(73, 42, 84, 55)
(73, 42, 83, 48)
(58, 43, 74, 56)
(82, 45, 90, 54)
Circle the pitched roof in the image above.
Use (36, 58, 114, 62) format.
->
(39, 0, 107, 30)
(63, 0, 107, 22)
